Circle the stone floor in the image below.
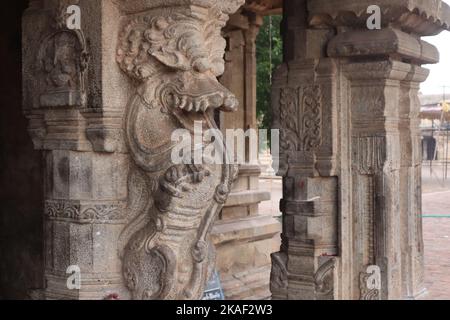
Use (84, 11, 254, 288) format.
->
(421, 164, 450, 300)
(258, 163, 450, 300)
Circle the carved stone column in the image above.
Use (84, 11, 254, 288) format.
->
(321, 0, 450, 300)
(270, 0, 450, 300)
(270, 0, 339, 300)
(23, 0, 127, 299)
(23, 0, 244, 300)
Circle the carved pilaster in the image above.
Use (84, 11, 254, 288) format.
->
(270, 0, 339, 300)
(270, 0, 450, 300)
(23, 0, 132, 300)
(310, 0, 450, 300)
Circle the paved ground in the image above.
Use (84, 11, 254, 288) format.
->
(422, 164, 450, 299)
(258, 163, 450, 300)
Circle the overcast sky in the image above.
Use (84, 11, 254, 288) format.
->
(421, 0, 450, 95)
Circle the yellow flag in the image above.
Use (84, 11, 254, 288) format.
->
(442, 101, 450, 113)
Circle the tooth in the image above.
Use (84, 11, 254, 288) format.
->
(223, 96, 234, 109)
(186, 101, 193, 111)
(173, 94, 180, 106)
(200, 100, 208, 111)
(194, 100, 201, 111)
(211, 94, 223, 108)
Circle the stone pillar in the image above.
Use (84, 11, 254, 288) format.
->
(23, 0, 128, 299)
(336, 61, 429, 300)
(211, 10, 280, 300)
(270, 0, 339, 300)
(23, 0, 244, 300)
(270, 0, 450, 300)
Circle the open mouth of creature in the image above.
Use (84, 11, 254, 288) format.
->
(161, 73, 239, 113)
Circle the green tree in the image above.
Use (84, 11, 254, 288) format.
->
(256, 15, 283, 132)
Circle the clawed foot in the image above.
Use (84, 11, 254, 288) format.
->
(161, 164, 211, 196)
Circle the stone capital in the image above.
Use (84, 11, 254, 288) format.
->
(342, 60, 417, 82)
(114, 0, 245, 15)
(328, 28, 439, 65)
(308, 0, 450, 36)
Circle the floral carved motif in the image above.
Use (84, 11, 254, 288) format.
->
(300, 85, 323, 151)
(279, 85, 323, 153)
(279, 88, 298, 152)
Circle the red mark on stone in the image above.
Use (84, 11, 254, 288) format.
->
(104, 293, 120, 300)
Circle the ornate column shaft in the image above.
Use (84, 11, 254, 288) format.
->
(23, 0, 129, 299)
(320, 0, 449, 299)
(271, 0, 450, 300)
(23, 0, 244, 300)
(270, 0, 339, 300)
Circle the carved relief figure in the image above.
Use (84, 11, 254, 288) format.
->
(37, 17, 88, 107)
(270, 252, 288, 298)
(116, 2, 243, 300)
(42, 32, 80, 89)
(314, 258, 336, 300)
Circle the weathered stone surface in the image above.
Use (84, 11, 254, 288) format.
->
(309, 0, 450, 36)
(115, 0, 244, 299)
(212, 9, 279, 300)
(15, 0, 450, 301)
(212, 215, 280, 299)
(328, 28, 439, 64)
(269, 0, 450, 300)
(22, 0, 244, 300)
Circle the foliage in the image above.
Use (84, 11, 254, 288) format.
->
(256, 15, 283, 131)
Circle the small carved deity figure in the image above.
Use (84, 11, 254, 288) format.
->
(42, 31, 80, 90)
